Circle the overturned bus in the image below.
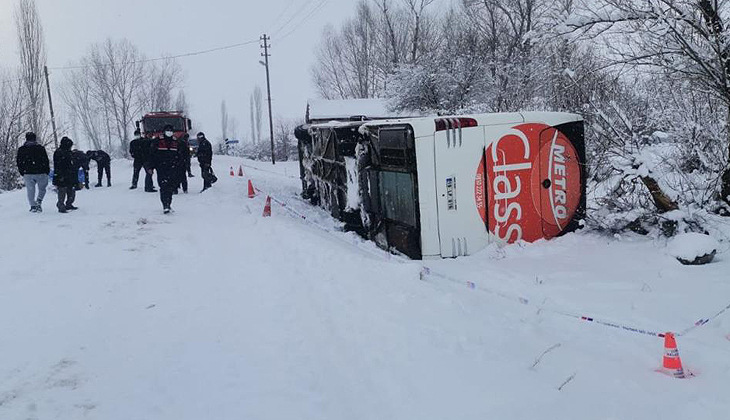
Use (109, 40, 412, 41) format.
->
(295, 112, 585, 259)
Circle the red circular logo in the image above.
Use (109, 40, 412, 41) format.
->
(475, 123, 582, 243)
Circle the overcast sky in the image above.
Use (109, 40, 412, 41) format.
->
(0, 0, 358, 144)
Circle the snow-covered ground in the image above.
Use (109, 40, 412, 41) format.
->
(0, 156, 728, 420)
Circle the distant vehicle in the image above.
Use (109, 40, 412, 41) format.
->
(136, 111, 192, 141)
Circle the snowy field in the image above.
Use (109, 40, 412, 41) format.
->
(0, 155, 729, 420)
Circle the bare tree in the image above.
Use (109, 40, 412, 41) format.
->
(253, 86, 263, 144)
(312, 3, 383, 99)
(230, 116, 238, 141)
(311, 25, 351, 99)
(142, 59, 183, 111)
(89, 38, 147, 156)
(403, 0, 438, 62)
(175, 90, 189, 115)
(62, 67, 105, 150)
(0, 76, 28, 190)
(374, 0, 410, 68)
(63, 38, 149, 156)
(275, 120, 295, 161)
(15, 0, 47, 137)
(249, 93, 256, 144)
(312, 0, 439, 99)
(220, 100, 228, 141)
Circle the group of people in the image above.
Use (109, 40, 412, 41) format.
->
(71, 148, 112, 190)
(15, 126, 215, 215)
(133, 125, 215, 213)
(16, 133, 112, 213)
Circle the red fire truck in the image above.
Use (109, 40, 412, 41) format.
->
(136, 111, 195, 154)
(136, 111, 192, 138)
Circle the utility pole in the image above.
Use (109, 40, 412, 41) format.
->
(43, 65, 59, 149)
(260, 34, 276, 165)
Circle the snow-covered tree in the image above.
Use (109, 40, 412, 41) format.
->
(563, 0, 730, 206)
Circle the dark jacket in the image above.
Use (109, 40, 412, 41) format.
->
(87, 150, 111, 166)
(16, 141, 50, 175)
(179, 138, 191, 166)
(129, 137, 151, 162)
(148, 135, 180, 176)
(72, 150, 90, 171)
(197, 138, 213, 166)
(53, 138, 76, 187)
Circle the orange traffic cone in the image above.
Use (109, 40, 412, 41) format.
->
(238, 166, 244, 177)
(247, 180, 256, 198)
(230, 166, 234, 176)
(262, 196, 272, 217)
(662, 332, 686, 378)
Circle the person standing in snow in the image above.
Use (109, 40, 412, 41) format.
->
(129, 129, 156, 192)
(72, 149, 90, 190)
(183, 132, 194, 178)
(86, 149, 112, 187)
(53, 137, 79, 213)
(16, 132, 50, 213)
(148, 124, 181, 213)
(177, 133, 191, 194)
(196, 132, 215, 192)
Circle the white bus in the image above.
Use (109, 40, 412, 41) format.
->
(296, 112, 585, 259)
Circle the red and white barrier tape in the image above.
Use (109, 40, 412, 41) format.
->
(679, 302, 730, 337)
(421, 267, 668, 339)
(248, 179, 729, 342)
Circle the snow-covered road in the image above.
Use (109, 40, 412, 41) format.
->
(1, 156, 728, 419)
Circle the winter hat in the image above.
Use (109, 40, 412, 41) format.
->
(197, 132, 205, 138)
(25, 132, 37, 143)
(60, 136, 73, 150)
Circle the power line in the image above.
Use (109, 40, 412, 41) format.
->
(267, 0, 298, 33)
(271, 0, 316, 37)
(2, 1, 325, 85)
(278, 0, 329, 42)
(48, 38, 260, 71)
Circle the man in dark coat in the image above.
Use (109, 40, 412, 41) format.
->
(86, 149, 112, 187)
(16, 132, 50, 212)
(177, 133, 191, 194)
(147, 124, 180, 213)
(53, 137, 78, 213)
(71, 149, 90, 190)
(184, 132, 194, 177)
(196, 132, 215, 192)
(129, 129, 156, 192)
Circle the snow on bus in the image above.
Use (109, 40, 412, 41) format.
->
(296, 109, 586, 260)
